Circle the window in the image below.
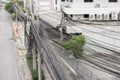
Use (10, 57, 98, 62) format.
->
(84, 14, 89, 18)
(109, 0, 117, 2)
(109, 14, 112, 20)
(70, 15, 73, 18)
(70, 0, 73, 2)
(55, 0, 57, 4)
(84, 0, 93, 2)
(61, 0, 65, 2)
(61, 0, 73, 2)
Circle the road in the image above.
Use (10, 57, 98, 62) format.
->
(0, 8, 21, 80)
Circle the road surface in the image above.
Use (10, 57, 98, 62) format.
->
(0, 8, 21, 80)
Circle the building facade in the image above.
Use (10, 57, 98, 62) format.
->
(63, 0, 120, 21)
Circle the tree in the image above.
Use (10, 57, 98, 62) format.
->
(5, 0, 25, 20)
(5, 2, 14, 14)
(63, 34, 86, 58)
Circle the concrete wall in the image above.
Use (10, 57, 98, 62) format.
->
(34, 0, 53, 12)
(34, 0, 62, 12)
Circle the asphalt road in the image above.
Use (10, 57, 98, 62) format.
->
(0, 8, 21, 80)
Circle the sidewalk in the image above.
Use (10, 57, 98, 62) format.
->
(12, 21, 32, 80)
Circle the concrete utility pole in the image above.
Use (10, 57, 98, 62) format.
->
(37, 1, 42, 80)
(32, 44, 37, 70)
(37, 49, 41, 80)
(29, 0, 37, 70)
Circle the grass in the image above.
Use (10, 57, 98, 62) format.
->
(26, 54, 38, 80)
(26, 54, 45, 80)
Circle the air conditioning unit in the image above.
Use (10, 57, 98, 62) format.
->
(89, 14, 95, 20)
(104, 14, 109, 20)
(96, 14, 102, 20)
(111, 12, 118, 20)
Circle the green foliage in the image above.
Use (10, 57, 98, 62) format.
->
(17, 0, 24, 9)
(5, 3, 14, 14)
(5, 0, 25, 20)
(63, 35, 86, 57)
(16, 0, 26, 12)
(42, 69, 45, 80)
(17, 0, 23, 6)
(26, 54, 46, 80)
(5, 2, 16, 20)
(5, 0, 24, 14)
(26, 54, 38, 80)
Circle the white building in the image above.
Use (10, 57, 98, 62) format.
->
(35, 0, 120, 21)
(25, 0, 120, 21)
(63, 0, 120, 21)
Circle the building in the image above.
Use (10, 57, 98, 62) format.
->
(63, 0, 120, 21)
(34, 0, 120, 21)
(24, 0, 120, 21)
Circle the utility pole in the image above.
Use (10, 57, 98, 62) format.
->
(37, 0, 42, 80)
(32, 44, 37, 70)
(60, 5, 64, 43)
(31, 0, 34, 20)
(37, 49, 41, 80)
(29, 0, 36, 70)
(37, 0, 39, 18)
